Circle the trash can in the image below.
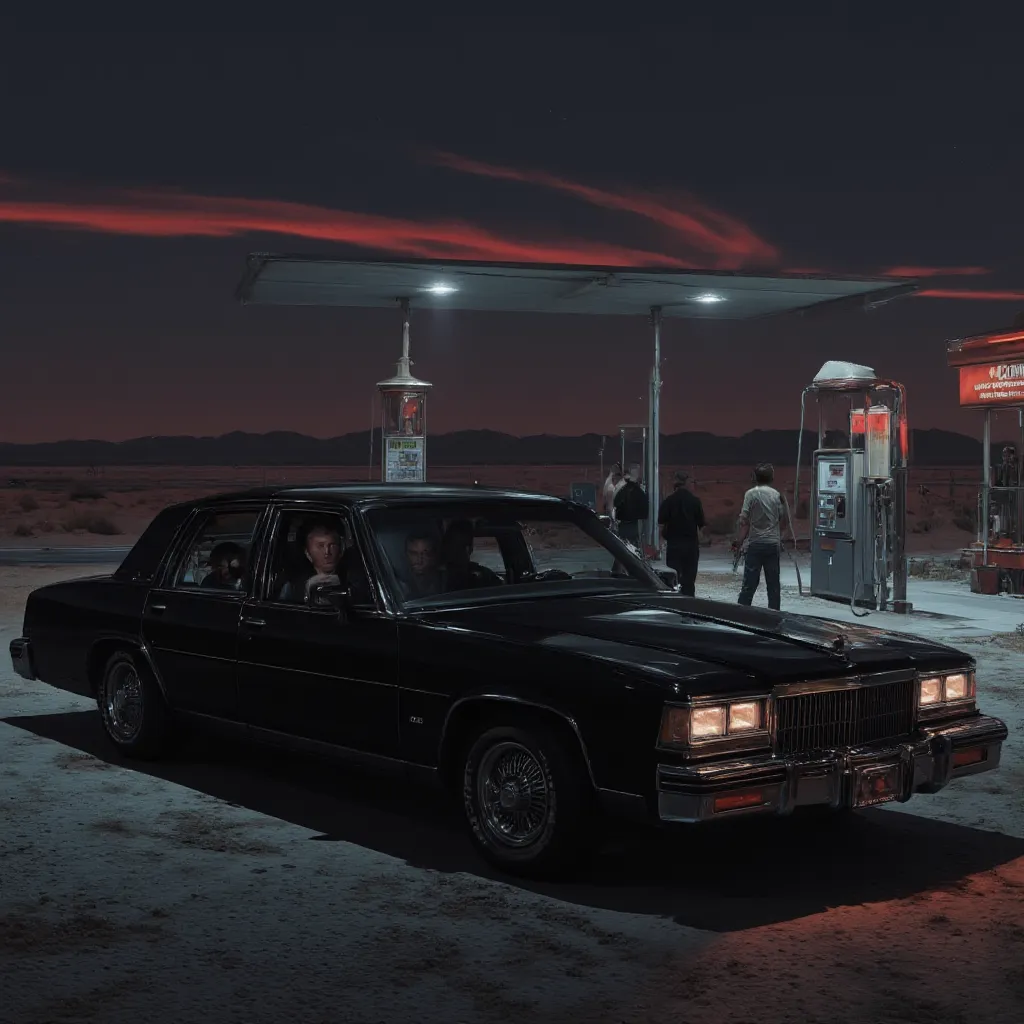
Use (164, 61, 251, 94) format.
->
(971, 565, 1001, 595)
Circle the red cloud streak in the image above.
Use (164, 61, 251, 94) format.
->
(1, 167, 1018, 299)
(0, 187, 689, 267)
(884, 265, 990, 278)
(427, 150, 780, 269)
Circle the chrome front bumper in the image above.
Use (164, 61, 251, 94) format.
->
(9, 637, 35, 681)
(657, 713, 1009, 823)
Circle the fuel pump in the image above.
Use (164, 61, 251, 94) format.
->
(794, 361, 910, 613)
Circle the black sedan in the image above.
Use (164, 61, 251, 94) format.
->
(9, 485, 1008, 877)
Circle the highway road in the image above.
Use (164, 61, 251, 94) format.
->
(0, 546, 130, 566)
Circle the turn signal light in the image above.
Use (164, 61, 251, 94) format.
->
(952, 748, 986, 769)
(713, 791, 765, 813)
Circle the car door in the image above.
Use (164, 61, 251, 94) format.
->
(141, 503, 267, 721)
(235, 504, 401, 757)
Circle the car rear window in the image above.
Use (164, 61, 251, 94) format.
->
(113, 504, 193, 583)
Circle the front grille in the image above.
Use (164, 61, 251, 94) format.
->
(773, 678, 916, 755)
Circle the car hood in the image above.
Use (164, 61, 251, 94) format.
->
(422, 592, 970, 688)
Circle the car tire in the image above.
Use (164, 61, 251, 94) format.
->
(462, 722, 594, 878)
(96, 649, 173, 759)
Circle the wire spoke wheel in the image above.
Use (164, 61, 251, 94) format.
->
(476, 741, 551, 849)
(103, 662, 144, 743)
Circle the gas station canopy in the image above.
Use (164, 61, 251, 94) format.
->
(235, 253, 918, 555)
(236, 254, 916, 319)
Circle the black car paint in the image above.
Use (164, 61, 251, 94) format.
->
(15, 485, 978, 811)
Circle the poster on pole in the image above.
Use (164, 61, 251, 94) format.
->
(385, 437, 425, 482)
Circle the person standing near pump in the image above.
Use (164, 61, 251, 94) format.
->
(733, 462, 787, 611)
(613, 469, 649, 552)
(657, 471, 705, 596)
(603, 463, 625, 525)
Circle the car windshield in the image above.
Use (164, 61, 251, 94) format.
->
(365, 500, 664, 606)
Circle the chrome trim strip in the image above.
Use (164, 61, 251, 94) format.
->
(234, 659, 397, 688)
(772, 669, 915, 697)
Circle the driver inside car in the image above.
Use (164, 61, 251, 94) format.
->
(276, 521, 345, 604)
(440, 519, 504, 591)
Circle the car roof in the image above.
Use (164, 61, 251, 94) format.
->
(183, 483, 569, 509)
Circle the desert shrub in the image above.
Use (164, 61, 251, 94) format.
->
(18, 494, 39, 512)
(12, 523, 33, 537)
(63, 512, 121, 535)
(706, 511, 738, 536)
(37, 520, 56, 533)
(68, 484, 106, 501)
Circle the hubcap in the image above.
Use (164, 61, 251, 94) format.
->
(477, 741, 550, 848)
(103, 663, 143, 743)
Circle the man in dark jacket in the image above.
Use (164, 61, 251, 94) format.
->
(657, 471, 705, 596)
(613, 471, 649, 551)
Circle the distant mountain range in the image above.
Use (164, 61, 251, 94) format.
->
(0, 427, 1000, 467)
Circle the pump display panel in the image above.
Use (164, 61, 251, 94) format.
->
(816, 456, 851, 533)
(818, 459, 848, 495)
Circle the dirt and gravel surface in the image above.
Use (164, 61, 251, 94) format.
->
(1, 564, 1023, 1023)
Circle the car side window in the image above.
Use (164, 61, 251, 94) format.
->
(168, 510, 262, 594)
(470, 534, 505, 574)
(263, 509, 372, 608)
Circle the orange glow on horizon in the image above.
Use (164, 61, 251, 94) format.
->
(919, 288, 1024, 301)
(884, 265, 990, 278)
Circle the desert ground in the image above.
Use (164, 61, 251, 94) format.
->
(0, 462, 985, 556)
(1, 550, 1023, 1021)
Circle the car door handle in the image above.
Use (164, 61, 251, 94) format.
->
(241, 617, 266, 629)
(149, 603, 167, 613)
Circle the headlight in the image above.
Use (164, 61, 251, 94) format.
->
(728, 701, 762, 732)
(691, 706, 727, 738)
(944, 673, 971, 701)
(918, 671, 976, 711)
(659, 699, 768, 749)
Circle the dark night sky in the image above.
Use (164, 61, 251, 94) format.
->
(2, 13, 1024, 445)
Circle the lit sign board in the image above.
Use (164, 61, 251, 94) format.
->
(959, 362, 1024, 407)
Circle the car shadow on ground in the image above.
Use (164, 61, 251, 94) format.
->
(7, 708, 1023, 933)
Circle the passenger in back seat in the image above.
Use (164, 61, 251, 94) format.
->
(202, 542, 246, 590)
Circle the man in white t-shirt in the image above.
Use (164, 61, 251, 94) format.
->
(733, 462, 787, 611)
(603, 463, 625, 520)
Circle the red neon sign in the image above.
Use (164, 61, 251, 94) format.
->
(959, 363, 1024, 407)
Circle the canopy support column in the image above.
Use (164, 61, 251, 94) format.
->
(646, 306, 663, 552)
(399, 297, 411, 373)
(982, 409, 991, 562)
